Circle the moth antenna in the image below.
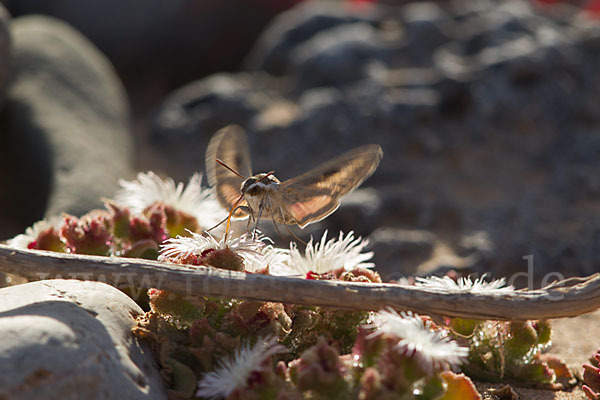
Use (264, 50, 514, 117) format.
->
(216, 158, 245, 179)
(256, 171, 276, 183)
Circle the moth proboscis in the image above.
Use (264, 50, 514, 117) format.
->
(205, 125, 383, 237)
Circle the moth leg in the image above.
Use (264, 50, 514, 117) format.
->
(284, 224, 306, 245)
(270, 213, 284, 239)
(235, 205, 251, 230)
(245, 205, 255, 232)
(224, 195, 245, 242)
(253, 201, 265, 240)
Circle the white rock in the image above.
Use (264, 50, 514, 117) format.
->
(0, 279, 167, 400)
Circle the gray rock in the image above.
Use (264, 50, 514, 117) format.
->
(0, 279, 167, 400)
(245, 0, 379, 76)
(368, 228, 435, 280)
(2, 0, 297, 90)
(152, 0, 600, 280)
(322, 188, 383, 237)
(289, 22, 384, 89)
(0, 4, 10, 107)
(152, 73, 275, 143)
(0, 15, 132, 240)
(151, 72, 284, 181)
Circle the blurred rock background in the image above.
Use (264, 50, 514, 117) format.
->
(1, 0, 600, 283)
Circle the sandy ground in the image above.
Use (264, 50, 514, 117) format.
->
(476, 382, 587, 399)
(474, 309, 600, 399)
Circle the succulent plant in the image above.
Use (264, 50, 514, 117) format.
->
(8, 171, 576, 399)
(583, 350, 600, 399)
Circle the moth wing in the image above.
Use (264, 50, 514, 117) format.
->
(205, 125, 253, 217)
(279, 144, 383, 228)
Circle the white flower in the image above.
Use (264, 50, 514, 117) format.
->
(243, 244, 292, 275)
(7, 216, 63, 249)
(196, 336, 285, 399)
(414, 274, 514, 294)
(369, 309, 468, 375)
(159, 230, 266, 264)
(284, 230, 374, 275)
(114, 171, 226, 230)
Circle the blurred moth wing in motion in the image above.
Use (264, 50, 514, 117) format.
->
(205, 125, 383, 229)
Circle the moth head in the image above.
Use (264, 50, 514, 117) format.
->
(241, 173, 281, 196)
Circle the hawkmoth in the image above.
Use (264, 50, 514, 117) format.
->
(206, 125, 383, 232)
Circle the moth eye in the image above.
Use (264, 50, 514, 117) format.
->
(242, 177, 256, 192)
(247, 186, 260, 196)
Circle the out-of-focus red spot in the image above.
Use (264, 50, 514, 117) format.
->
(347, 0, 377, 12)
(585, 0, 600, 16)
(533, 0, 600, 18)
(306, 271, 318, 280)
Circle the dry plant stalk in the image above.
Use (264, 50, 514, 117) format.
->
(1, 243, 599, 320)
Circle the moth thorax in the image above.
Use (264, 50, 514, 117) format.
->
(241, 173, 280, 196)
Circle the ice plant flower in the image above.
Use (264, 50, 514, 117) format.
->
(243, 244, 292, 275)
(285, 230, 374, 275)
(196, 336, 285, 399)
(369, 309, 468, 375)
(7, 216, 64, 251)
(60, 214, 112, 256)
(414, 274, 515, 294)
(114, 171, 226, 231)
(159, 230, 266, 271)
